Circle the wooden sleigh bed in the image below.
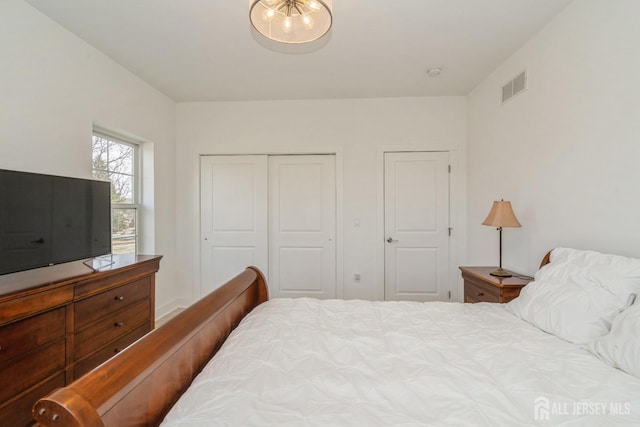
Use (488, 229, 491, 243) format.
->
(32, 250, 640, 425)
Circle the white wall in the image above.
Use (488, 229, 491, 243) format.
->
(176, 97, 466, 302)
(15, 0, 632, 307)
(0, 0, 178, 314)
(467, 0, 640, 274)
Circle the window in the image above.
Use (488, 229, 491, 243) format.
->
(92, 132, 139, 254)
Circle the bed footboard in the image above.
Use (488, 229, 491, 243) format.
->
(33, 266, 268, 427)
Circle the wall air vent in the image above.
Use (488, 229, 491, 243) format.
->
(502, 70, 527, 104)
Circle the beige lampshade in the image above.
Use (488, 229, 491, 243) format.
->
(249, 0, 332, 44)
(482, 200, 521, 228)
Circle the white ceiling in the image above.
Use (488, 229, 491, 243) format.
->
(24, 0, 572, 102)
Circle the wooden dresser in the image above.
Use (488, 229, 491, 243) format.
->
(459, 266, 530, 303)
(0, 255, 161, 426)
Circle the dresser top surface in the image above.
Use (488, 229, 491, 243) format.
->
(0, 255, 162, 300)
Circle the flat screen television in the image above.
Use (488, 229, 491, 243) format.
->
(0, 169, 111, 275)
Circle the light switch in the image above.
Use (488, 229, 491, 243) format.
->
(354, 218, 360, 227)
(354, 273, 361, 281)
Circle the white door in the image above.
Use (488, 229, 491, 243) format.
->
(269, 155, 336, 299)
(200, 155, 268, 295)
(384, 152, 450, 301)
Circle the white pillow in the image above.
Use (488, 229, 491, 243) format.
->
(590, 302, 640, 378)
(506, 248, 640, 345)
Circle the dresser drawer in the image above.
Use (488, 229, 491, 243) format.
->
(464, 282, 500, 303)
(74, 277, 150, 329)
(0, 286, 72, 324)
(0, 339, 65, 403)
(73, 323, 150, 379)
(0, 372, 65, 427)
(74, 299, 150, 359)
(74, 261, 158, 299)
(0, 307, 65, 365)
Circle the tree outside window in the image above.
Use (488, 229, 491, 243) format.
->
(92, 134, 139, 254)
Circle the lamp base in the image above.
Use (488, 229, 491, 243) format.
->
(490, 268, 512, 278)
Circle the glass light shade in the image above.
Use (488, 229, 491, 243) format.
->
(250, 0, 332, 44)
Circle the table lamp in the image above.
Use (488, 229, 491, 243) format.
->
(482, 199, 521, 277)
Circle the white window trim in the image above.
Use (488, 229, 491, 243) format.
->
(92, 130, 142, 255)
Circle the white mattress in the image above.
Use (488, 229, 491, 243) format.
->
(161, 299, 640, 426)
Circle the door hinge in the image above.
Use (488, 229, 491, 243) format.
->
(448, 291, 452, 300)
(448, 164, 451, 173)
(448, 227, 452, 236)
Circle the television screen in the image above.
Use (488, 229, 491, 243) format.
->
(0, 169, 111, 275)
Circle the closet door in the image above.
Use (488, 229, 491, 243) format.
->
(200, 155, 268, 295)
(268, 155, 336, 299)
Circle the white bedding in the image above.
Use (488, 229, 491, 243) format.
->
(161, 299, 640, 426)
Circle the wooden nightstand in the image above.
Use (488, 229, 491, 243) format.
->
(459, 266, 531, 303)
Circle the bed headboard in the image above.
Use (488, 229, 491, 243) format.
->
(32, 266, 268, 427)
(540, 250, 552, 268)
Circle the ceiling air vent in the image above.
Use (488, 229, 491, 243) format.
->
(502, 70, 527, 104)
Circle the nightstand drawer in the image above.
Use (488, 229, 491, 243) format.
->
(459, 266, 529, 304)
(465, 282, 500, 303)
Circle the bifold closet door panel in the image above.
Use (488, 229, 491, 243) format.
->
(268, 155, 336, 299)
(200, 155, 268, 295)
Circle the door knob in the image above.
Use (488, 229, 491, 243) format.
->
(386, 237, 397, 243)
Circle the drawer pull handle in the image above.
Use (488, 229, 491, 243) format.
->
(114, 322, 124, 327)
(477, 292, 484, 296)
(52, 414, 60, 421)
(115, 296, 124, 301)
(114, 348, 121, 354)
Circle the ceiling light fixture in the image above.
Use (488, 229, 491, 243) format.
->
(249, 0, 333, 44)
